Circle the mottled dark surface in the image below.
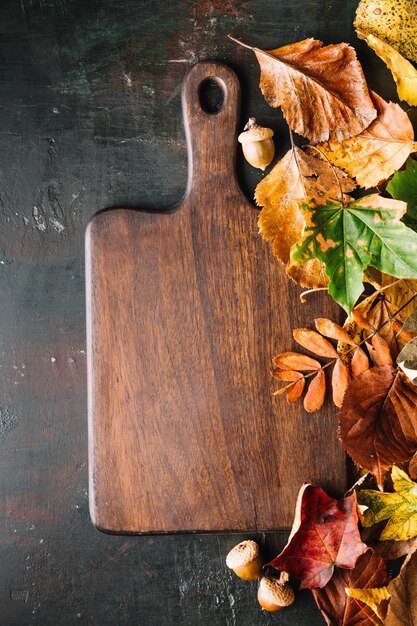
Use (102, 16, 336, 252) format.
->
(0, 0, 404, 624)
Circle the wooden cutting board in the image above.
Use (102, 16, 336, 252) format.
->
(86, 61, 347, 534)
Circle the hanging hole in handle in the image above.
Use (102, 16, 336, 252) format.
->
(198, 78, 225, 114)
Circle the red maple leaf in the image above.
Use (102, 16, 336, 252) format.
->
(270, 484, 368, 589)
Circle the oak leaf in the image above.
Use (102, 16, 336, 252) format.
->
(312, 550, 390, 626)
(355, 0, 417, 64)
(339, 366, 417, 488)
(387, 158, 417, 233)
(256, 147, 354, 288)
(385, 549, 417, 626)
(291, 195, 417, 313)
(270, 484, 368, 589)
(358, 33, 417, 107)
(318, 92, 417, 189)
(233, 37, 377, 143)
(358, 466, 417, 541)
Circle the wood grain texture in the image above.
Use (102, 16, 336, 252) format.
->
(86, 61, 347, 533)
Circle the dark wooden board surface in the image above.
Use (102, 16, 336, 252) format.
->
(0, 0, 410, 623)
(87, 61, 346, 534)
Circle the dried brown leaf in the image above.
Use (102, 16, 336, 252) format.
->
(385, 549, 417, 625)
(251, 38, 377, 143)
(312, 550, 390, 626)
(339, 366, 417, 488)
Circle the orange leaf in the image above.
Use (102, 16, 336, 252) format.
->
(287, 378, 306, 404)
(293, 329, 338, 358)
(271, 369, 304, 382)
(304, 370, 326, 413)
(273, 352, 321, 371)
(351, 347, 370, 377)
(371, 334, 394, 367)
(315, 318, 357, 346)
(332, 359, 350, 408)
(352, 307, 373, 331)
(391, 318, 415, 343)
(273, 381, 298, 396)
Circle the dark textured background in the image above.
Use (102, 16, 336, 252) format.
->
(0, 0, 404, 624)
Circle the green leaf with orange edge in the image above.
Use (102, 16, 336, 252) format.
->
(291, 194, 417, 313)
(269, 484, 368, 589)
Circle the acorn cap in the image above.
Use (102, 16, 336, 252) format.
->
(258, 576, 295, 607)
(238, 118, 274, 144)
(226, 540, 259, 569)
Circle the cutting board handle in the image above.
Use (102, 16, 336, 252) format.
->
(182, 61, 241, 195)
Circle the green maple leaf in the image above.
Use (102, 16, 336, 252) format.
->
(358, 466, 417, 541)
(291, 194, 417, 313)
(387, 157, 417, 232)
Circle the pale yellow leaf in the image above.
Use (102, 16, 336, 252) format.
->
(345, 586, 390, 622)
(359, 32, 417, 107)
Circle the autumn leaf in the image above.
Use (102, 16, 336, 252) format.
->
(397, 337, 417, 384)
(339, 366, 417, 488)
(272, 352, 320, 371)
(358, 466, 417, 541)
(303, 369, 326, 412)
(345, 587, 390, 623)
(230, 36, 376, 143)
(404, 305, 417, 332)
(312, 550, 390, 626)
(355, 0, 417, 64)
(291, 194, 417, 313)
(358, 33, 417, 107)
(387, 158, 417, 233)
(256, 146, 354, 288)
(385, 549, 417, 625)
(269, 484, 368, 589)
(318, 92, 417, 189)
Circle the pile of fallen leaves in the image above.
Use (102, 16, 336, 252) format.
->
(228, 1, 417, 623)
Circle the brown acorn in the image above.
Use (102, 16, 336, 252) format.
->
(225, 540, 263, 580)
(257, 574, 295, 612)
(238, 118, 275, 170)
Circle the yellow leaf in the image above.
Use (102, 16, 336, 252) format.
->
(359, 32, 417, 107)
(345, 586, 390, 623)
(358, 466, 417, 541)
(256, 146, 354, 288)
(319, 91, 417, 188)
(355, 0, 417, 64)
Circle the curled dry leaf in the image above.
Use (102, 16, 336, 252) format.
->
(318, 91, 417, 189)
(375, 536, 417, 560)
(292, 195, 417, 313)
(303, 369, 326, 413)
(233, 37, 376, 143)
(270, 484, 368, 589)
(385, 548, 417, 626)
(339, 366, 417, 488)
(355, 0, 417, 64)
(256, 146, 354, 288)
(293, 328, 338, 358)
(358, 32, 417, 107)
(358, 466, 417, 542)
(397, 337, 417, 384)
(312, 550, 390, 626)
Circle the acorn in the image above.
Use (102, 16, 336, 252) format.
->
(225, 540, 263, 580)
(238, 118, 275, 170)
(257, 574, 295, 612)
